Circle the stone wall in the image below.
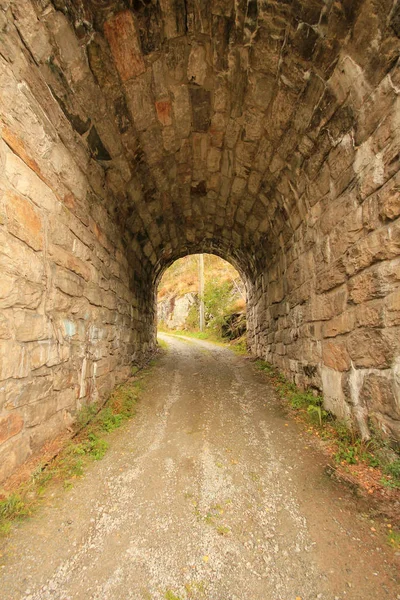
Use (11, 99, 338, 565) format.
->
(247, 45, 400, 441)
(0, 1, 154, 483)
(1, 0, 400, 482)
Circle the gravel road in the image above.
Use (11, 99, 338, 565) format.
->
(1, 334, 399, 600)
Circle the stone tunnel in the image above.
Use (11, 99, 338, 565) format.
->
(0, 0, 399, 482)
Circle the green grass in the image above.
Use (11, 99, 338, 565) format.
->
(388, 529, 400, 549)
(159, 329, 248, 355)
(0, 493, 31, 536)
(381, 459, 400, 489)
(0, 493, 30, 520)
(0, 370, 150, 537)
(165, 591, 183, 600)
(162, 329, 213, 340)
(157, 337, 169, 350)
(255, 360, 327, 424)
(254, 359, 400, 490)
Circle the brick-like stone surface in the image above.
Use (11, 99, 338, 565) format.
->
(104, 11, 145, 82)
(0, 0, 399, 481)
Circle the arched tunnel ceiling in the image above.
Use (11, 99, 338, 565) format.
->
(15, 0, 400, 284)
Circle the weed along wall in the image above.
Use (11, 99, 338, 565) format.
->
(0, 0, 400, 482)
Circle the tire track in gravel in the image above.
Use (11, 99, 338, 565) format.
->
(1, 334, 399, 600)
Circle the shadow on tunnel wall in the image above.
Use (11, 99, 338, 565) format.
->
(0, 0, 399, 482)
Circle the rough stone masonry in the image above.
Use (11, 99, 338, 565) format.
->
(0, 0, 399, 482)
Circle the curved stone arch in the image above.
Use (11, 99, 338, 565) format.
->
(0, 0, 399, 482)
(153, 241, 256, 289)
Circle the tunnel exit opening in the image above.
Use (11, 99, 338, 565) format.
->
(156, 253, 247, 345)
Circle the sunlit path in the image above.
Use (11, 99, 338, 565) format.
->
(1, 336, 398, 600)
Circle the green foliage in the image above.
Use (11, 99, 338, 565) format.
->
(307, 404, 328, 427)
(158, 254, 246, 338)
(254, 358, 400, 481)
(97, 407, 125, 432)
(165, 591, 182, 600)
(0, 372, 149, 537)
(186, 302, 200, 330)
(73, 433, 109, 460)
(334, 439, 381, 467)
(255, 360, 275, 374)
(388, 529, 400, 549)
(384, 458, 400, 479)
(381, 459, 400, 489)
(76, 403, 99, 429)
(157, 338, 169, 350)
(0, 493, 29, 520)
(230, 336, 247, 355)
(203, 279, 233, 327)
(0, 493, 30, 536)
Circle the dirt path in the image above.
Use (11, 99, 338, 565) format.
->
(1, 335, 399, 600)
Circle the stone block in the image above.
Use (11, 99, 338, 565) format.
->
(207, 147, 222, 173)
(14, 310, 51, 343)
(53, 367, 77, 392)
(0, 273, 40, 310)
(49, 244, 91, 282)
(10, 0, 52, 62)
(0, 434, 31, 484)
(347, 328, 393, 369)
(29, 340, 70, 370)
(189, 87, 212, 132)
(380, 177, 400, 221)
(0, 340, 30, 380)
(385, 290, 400, 326)
(209, 112, 227, 148)
(0, 412, 24, 444)
(25, 395, 59, 428)
(29, 411, 69, 451)
(125, 72, 156, 132)
(171, 85, 191, 139)
(321, 366, 351, 422)
(355, 300, 383, 328)
(4, 376, 53, 410)
(322, 310, 355, 338)
(319, 189, 359, 235)
(360, 372, 400, 420)
(5, 190, 44, 251)
(155, 100, 172, 127)
(53, 265, 85, 297)
(315, 259, 347, 294)
(159, 0, 186, 38)
(104, 10, 145, 81)
(322, 339, 351, 371)
(164, 37, 188, 83)
(188, 42, 209, 86)
(0, 313, 11, 339)
(344, 220, 400, 277)
(56, 388, 76, 412)
(309, 286, 347, 322)
(348, 266, 386, 304)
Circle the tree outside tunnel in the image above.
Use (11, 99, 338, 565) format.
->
(0, 0, 399, 483)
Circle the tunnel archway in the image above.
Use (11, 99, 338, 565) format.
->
(0, 0, 399, 481)
(156, 252, 247, 335)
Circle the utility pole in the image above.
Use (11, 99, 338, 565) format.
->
(199, 254, 205, 332)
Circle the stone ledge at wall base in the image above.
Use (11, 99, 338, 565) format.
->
(0, 351, 158, 486)
(256, 352, 400, 446)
